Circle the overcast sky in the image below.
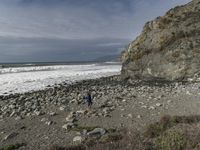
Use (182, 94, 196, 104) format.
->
(0, 0, 191, 63)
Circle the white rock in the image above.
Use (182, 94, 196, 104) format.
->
(73, 136, 84, 144)
(156, 103, 162, 107)
(62, 123, 74, 130)
(66, 117, 75, 123)
(9, 111, 16, 117)
(141, 105, 147, 108)
(15, 116, 22, 120)
(128, 114, 133, 118)
(167, 100, 172, 103)
(45, 121, 53, 126)
(59, 106, 66, 111)
(49, 112, 56, 116)
(9, 104, 16, 109)
(41, 118, 47, 122)
(139, 102, 144, 105)
(149, 106, 155, 110)
(87, 128, 106, 136)
(186, 91, 192, 95)
(34, 110, 43, 116)
(70, 99, 76, 103)
(122, 99, 126, 102)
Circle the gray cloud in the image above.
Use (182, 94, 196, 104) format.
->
(0, 37, 129, 62)
(0, 0, 191, 62)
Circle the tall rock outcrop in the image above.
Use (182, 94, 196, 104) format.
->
(121, 0, 200, 81)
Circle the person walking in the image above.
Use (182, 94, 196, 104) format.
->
(83, 92, 93, 108)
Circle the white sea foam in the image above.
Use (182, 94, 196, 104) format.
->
(0, 63, 121, 95)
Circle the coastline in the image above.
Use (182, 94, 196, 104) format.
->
(1, 75, 200, 149)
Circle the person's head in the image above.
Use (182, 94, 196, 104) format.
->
(87, 91, 91, 96)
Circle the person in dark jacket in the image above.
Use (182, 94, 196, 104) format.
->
(83, 92, 93, 108)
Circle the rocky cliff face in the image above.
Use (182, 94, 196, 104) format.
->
(121, 0, 200, 81)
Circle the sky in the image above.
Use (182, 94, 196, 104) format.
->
(0, 0, 191, 63)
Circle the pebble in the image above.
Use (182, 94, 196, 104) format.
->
(73, 136, 84, 144)
(59, 106, 66, 111)
(128, 114, 133, 118)
(15, 116, 23, 120)
(87, 128, 106, 136)
(141, 105, 147, 108)
(45, 121, 53, 126)
(49, 112, 56, 116)
(62, 123, 75, 130)
(149, 106, 155, 110)
(156, 103, 162, 107)
(34, 110, 43, 116)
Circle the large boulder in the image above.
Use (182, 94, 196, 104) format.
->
(121, 0, 200, 81)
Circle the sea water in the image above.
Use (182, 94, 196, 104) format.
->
(0, 62, 121, 95)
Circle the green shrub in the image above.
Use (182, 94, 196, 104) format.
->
(99, 134, 123, 143)
(144, 115, 174, 138)
(48, 144, 86, 150)
(0, 143, 25, 150)
(155, 130, 186, 150)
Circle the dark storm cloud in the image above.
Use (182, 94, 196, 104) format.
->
(0, 0, 191, 62)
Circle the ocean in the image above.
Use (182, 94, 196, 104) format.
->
(0, 62, 121, 96)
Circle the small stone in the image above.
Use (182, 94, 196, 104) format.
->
(26, 113, 31, 117)
(66, 117, 76, 123)
(70, 99, 76, 103)
(149, 106, 155, 110)
(62, 123, 74, 130)
(167, 100, 172, 103)
(87, 128, 106, 136)
(9, 111, 16, 117)
(59, 106, 66, 111)
(127, 114, 133, 118)
(45, 121, 53, 126)
(15, 116, 22, 120)
(49, 112, 56, 116)
(139, 102, 144, 105)
(73, 136, 84, 144)
(186, 91, 192, 95)
(41, 118, 47, 122)
(103, 107, 110, 113)
(156, 103, 162, 107)
(137, 115, 141, 119)
(66, 112, 76, 122)
(141, 105, 147, 108)
(34, 110, 43, 116)
(122, 99, 126, 102)
(9, 104, 16, 109)
(76, 110, 87, 115)
(81, 129, 87, 136)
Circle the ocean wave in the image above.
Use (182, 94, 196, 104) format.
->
(0, 64, 121, 95)
(0, 64, 96, 74)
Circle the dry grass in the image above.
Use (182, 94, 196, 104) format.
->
(48, 115, 200, 150)
(144, 115, 200, 138)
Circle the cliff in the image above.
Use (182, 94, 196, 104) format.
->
(121, 0, 200, 81)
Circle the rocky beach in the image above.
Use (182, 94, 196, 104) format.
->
(1, 0, 200, 149)
(1, 75, 200, 149)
